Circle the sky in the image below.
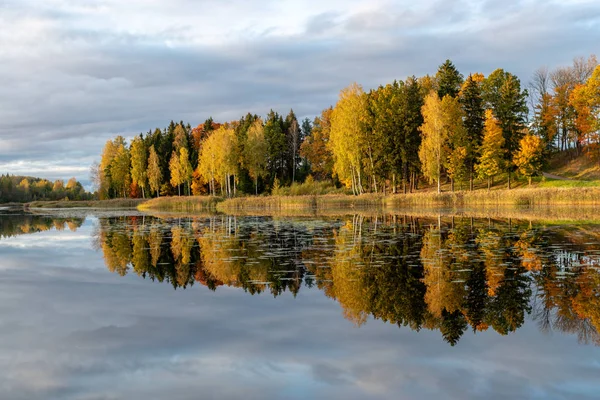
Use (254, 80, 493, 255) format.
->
(0, 0, 599, 188)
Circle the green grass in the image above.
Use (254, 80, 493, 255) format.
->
(537, 179, 600, 188)
(27, 199, 145, 209)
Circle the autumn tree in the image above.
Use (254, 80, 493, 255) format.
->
(110, 142, 131, 198)
(130, 136, 148, 198)
(419, 92, 446, 193)
(179, 147, 193, 196)
(300, 107, 334, 181)
(244, 119, 268, 194)
(173, 123, 188, 152)
(476, 110, 505, 190)
(147, 145, 162, 197)
(514, 133, 544, 185)
(169, 151, 183, 196)
(99, 136, 126, 199)
(482, 69, 528, 189)
(330, 83, 368, 195)
(418, 92, 462, 192)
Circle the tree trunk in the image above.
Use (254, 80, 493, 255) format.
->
(469, 171, 473, 191)
(451, 178, 454, 192)
(487, 178, 490, 191)
(357, 167, 363, 194)
(255, 177, 258, 196)
(507, 170, 511, 190)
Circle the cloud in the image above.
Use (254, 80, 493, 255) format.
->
(0, 0, 599, 186)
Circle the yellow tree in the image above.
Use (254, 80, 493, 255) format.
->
(147, 145, 162, 197)
(197, 126, 237, 197)
(330, 83, 368, 195)
(130, 136, 148, 198)
(514, 133, 544, 185)
(244, 118, 268, 195)
(52, 179, 64, 192)
(418, 92, 446, 193)
(109, 143, 131, 198)
(66, 177, 78, 189)
(173, 124, 188, 152)
(99, 136, 125, 199)
(169, 150, 184, 196)
(179, 147, 193, 196)
(476, 110, 505, 190)
(198, 131, 219, 196)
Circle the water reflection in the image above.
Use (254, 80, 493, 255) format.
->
(81, 213, 600, 346)
(0, 212, 84, 238)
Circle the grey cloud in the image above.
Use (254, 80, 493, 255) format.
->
(0, 0, 599, 186)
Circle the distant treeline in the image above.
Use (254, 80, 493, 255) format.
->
(96, 55, 600, 198)
(0, 175, 91, 203)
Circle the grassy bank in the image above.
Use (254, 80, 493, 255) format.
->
(388, 187, 600, 207)
(135, 186, 600, 214)
(137, 196, 222, 212)
(27, 198, 145, 209)
(217, 194, 386, 213)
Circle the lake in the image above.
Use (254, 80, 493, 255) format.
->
(1, 208, 600, 399)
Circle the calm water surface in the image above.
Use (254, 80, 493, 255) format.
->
(1, 209, 600, 399)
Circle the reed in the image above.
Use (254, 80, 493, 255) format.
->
(137, 196, 222, 212)
(27, 198, 145, 209)
(388, 187, 600, 207)
(217, 193, 386, 212)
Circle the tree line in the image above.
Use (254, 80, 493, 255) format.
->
(96, 55, 600, 198)
(0, 174, 91, 203)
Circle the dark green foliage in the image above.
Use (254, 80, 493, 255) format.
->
(436, 59, 464, 98)
(460, 74, 486, 188)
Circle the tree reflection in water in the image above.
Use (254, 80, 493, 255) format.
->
(6, 212, 600, 347)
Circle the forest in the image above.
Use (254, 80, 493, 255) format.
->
(95, 55, 600, 199)
(0, 175, 91, 203)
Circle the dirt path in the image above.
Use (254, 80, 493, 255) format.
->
(542, 172, 572, 181)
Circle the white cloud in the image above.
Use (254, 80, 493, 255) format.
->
(0, 0, 598, 184)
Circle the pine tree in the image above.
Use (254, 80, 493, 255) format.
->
(482, 69, 528, 189)
(436, 59, 464, 98)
